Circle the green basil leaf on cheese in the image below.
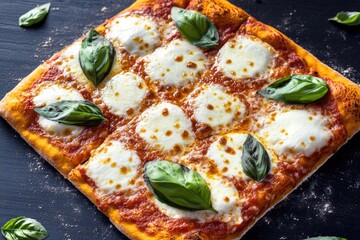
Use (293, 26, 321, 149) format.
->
(241, 134, 270, 182)
(171, 7, 219, 48)
(329, 11, 360, 26)
(34, 100, 105, 126)
(144, 160, 216, 212)
(19, 3, 51, 27)
(1, 216, 48, 240)
(79, 29, 115, 86)
(258, 74, 329, 104)
(304, 237, 347, 240)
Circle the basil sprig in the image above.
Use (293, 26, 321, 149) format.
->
(1, 216, 48, 240)
(171, 7, 219, 48)
(79, 29, 115, 87)
(258, 74, 329, 104)
(241, 134, 270, 182)
(19, 3, 51, 27)
(34, 100, 105, 126)
(329, 12, 360, 26)
(304, 237, 347, 240)
(144, 160, 216, 212)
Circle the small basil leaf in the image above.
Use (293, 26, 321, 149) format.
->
(258, 74, 329, 104)
(171, 7, 219, 48)
(1, 216, 48, 240)
(329, 11, 360, 26)
(79, 29, 115, 86)
(34, 100, 105, 126)
(144, 160, 216, 212)
(19, 3, 51, 27)
(241, 134, 270, 182)
(304, 237, 347, 240)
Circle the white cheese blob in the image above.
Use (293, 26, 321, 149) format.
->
(86, 140, 141, 195)
(259, 110, 332, 157)
(188, 84, 247, 128)
(106, 15, 160, 56)
(136, 102, 195, 153)
(101, 72, 148, 116)
(207, 133, 248, 178)
(144, 39, 208, 87)
(33, 84, 84, 137)
(216, 35, 274, 80)
(153, 175, 242, 224)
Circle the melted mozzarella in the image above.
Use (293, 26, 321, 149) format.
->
(216, 35, 274, 79)
(259, 110, 332, 157)
(153, 175, 242, 224)
(188, 84, 247, 128)
(207, 133, 248, 178)
(33, 84, 84, 137)
(86, 140, 141, 195)
(101, 72, 148, 116)
(56, 42, 124, 85)
(136, 102, 195, 153)
(144, 39, 208, 87)
(106, 15, 160, 56)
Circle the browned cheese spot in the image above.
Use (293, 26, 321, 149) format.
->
(162, 108, 169, 116)
(175, 55, 184, 62)
(207, 104, 214, 110)
(186, 61, 197, 69)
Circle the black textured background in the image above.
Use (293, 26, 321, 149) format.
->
(0, 1, 359, 239)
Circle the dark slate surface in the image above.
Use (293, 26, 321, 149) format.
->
(0, 0, 359, 239)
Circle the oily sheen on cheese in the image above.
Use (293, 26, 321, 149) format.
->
(259, 109, 333, 157)
(216, 35, 275, 80)
(106, 15, 161, 56)
(187, 84, 247, 129)
(32, 83, 84, 137)
(136, 102, 195, 153)
(85, 140, 141, 195)
(144, 39, 208, 86)
(101, 72, 149, 117)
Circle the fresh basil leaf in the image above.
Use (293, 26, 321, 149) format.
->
(144, 160, 216, 212)
(329, 11, 360, 26)
(79, 29, 115, 86)
(171, 7, 219, 48)
(19, 3, 51, 27)
(258, 74, 329, 104)
(304, 237, 347, 240)
(1, 216, 48, 240)
(34, 100, 105, 126)
(241, 134, 270, 182)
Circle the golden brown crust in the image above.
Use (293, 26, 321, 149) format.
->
(0, 64, 73, 177)
(187, 0, 249, 31)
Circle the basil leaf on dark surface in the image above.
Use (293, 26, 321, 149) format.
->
(34, 100, 105, 126)
(171, 7, 219, 48)
(19, 3, 51, 27)
(241, 134, 270, 182)
(79, 29, 115, 86)
(304, 237, 347, 240)
(1, 216, 48, 240)
(144, 160, 216, 212)
(329, 11, 360, 26)
(258, 74, 329, 104)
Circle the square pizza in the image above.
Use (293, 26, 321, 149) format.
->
(1, 0, 359, 239)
